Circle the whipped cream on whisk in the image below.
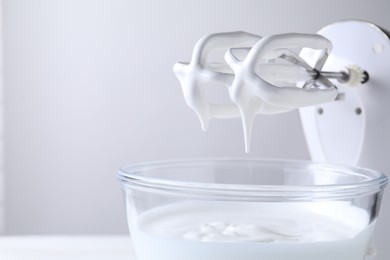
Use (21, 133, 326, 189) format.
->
(173, 32, 338, 152)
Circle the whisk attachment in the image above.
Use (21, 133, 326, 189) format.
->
(173, 31, 365, 152)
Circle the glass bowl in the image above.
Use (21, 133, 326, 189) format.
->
(118, 158, 387, 260)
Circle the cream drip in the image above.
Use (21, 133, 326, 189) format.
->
(174, 31, 338, 152)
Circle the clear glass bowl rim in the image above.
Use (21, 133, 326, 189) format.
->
(117, 158, 388, 199)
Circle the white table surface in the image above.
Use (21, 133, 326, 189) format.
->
(0, 236, 136, 260)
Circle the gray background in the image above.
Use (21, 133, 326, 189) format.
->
(2, 0, 389, 235)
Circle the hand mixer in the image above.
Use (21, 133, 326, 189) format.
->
(174, 20, 390, 259)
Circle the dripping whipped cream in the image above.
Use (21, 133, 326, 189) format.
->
(173, 31, 338, 152)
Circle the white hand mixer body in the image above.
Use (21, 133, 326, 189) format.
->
(173, 31, 364, 152)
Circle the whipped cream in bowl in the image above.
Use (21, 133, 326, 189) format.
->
(118, 158, 387, 260)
